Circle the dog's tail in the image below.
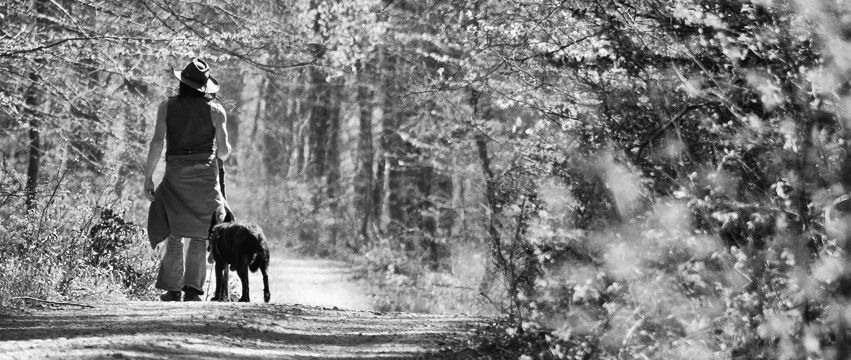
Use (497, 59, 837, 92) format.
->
(249, 230, 269, 273)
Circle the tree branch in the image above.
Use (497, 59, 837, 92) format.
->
(0, 36, 176, 58)
(149, 0, 319, 72)
(11, 296, 94, 308)
(633, 103, 709, 157)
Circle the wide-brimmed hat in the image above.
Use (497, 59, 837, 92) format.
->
(172, 58, 220, 94)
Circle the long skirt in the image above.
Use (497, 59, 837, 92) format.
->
(147, 153, 225, 248)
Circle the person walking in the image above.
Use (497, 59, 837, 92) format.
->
(143, 58, 231, 302)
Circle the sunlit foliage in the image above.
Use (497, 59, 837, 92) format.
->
(4, 0, 851, 358)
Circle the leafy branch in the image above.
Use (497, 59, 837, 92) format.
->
(0, 36, 177, 58)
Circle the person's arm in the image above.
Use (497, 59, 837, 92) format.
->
(211, 102, 231, 160)
(143, 101, 167, 201)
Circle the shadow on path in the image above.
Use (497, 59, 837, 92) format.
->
(0, 301, 491, 359)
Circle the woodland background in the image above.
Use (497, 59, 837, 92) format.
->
(4, 0, 851, 358)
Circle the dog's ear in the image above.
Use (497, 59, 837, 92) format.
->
(209, 223, 224, 241)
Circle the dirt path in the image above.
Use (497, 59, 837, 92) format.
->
(233, 253, 372, 310)
(0, 254, 497, 359)
(0, 301, 491, 359)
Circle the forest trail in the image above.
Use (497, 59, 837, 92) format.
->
(0, 254, 493, 359)
(232, 251, 373, 310)
(0, 301, 490, 359)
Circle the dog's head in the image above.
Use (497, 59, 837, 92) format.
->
(209, 221, 237, 245)
(208, 206, 235, 240)
(207, 206, 235, 262)
(209, 223, 223, 242)
(207, 222, 232, 264)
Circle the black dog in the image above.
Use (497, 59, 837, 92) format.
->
(209, 219, 271, 303)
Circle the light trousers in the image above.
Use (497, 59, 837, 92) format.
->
(155, 235, 207, 293)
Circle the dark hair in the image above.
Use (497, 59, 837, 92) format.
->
(178, 82, 205, 97)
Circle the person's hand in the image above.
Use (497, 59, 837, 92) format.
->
(143, 177, 156, 201)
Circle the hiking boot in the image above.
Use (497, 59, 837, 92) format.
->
(160, 291, 181, 302)
(183, 287, 203, 302)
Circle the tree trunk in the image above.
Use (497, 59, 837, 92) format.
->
(292, 72, 309, 180)
(324, 79, 342, 247)
(377, 51, 404, 234)
(69, 59, 104, 174)
(222, 67, 245, 169)
(24, 0, 49, 212)
(355, 60, 375, 249)
(306, 66, 329, 181)
(298, 66, 332, 249)
(24, 73, 41, 212)
(293, 117, 307, 179)
(262, 78, 291, 178)
(116, 78, 149, 198)
(284, 84, 304, 179)
(451, 155, 465, 236)
(470, 87, 523, 327)
(250, 76, 265, 144)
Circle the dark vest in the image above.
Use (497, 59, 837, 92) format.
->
(165, 96, 216, 158)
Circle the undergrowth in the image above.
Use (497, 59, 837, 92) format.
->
(349, 239, 501, 316)
(0, 197, 158, 308)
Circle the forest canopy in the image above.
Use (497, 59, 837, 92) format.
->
(4, 0, 851, 358)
